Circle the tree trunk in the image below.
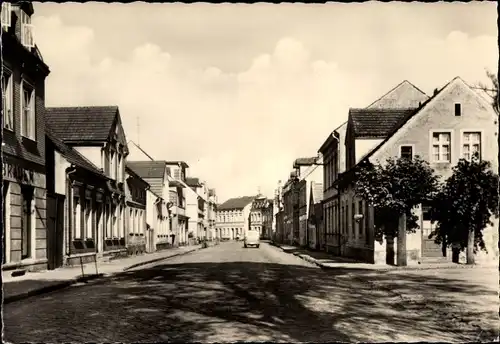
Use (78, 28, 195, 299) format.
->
(466, 229, 475, 265)
(397, 213, 407, 266)
(386, 235, 395, 265)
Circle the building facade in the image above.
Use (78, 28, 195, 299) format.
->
(334, 77, 498, 265)
(124, 166, 149, 256)
(215, 196, 255, 240)
(125, 161, 171, 250)
(319, 80, 430, 259)
(2, 2, 51, 272)
(307, 181, 324, 250)
(45, 128, 113, 268)
(45, 106, 130, 258)
(249, 194, 273, 239)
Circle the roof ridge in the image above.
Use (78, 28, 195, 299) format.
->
(365, 80, 428, 109)
(355, 77, 457, 164)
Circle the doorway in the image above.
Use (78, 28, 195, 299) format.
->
(47, 193, 65, 270)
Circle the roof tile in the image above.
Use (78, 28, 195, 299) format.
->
(45, 106, 118, 142)
(217, 196, 255, 210)
(349, 108, 416, 139)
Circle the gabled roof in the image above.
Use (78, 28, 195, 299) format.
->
(186, 177, 202, 187)
(46, 126, 107, 178)
(125, 165, 150, 187)
(45, 106, 118, 143)
(126, 161, 169, 180)
(217, 196, 255, 211)
(367, 80, 429, 109)
(348, 77, 485, 176)
(349, 108, 416, 139)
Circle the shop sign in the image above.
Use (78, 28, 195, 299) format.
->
(3, 162, 35, 184)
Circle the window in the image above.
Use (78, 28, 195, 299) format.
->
(21, 81, 35, 140)
(2, 69, 13, 130)
(462, 132, 481, 161)
(85, 199, 92, 239)
(20, 10, 34, 48)
(1, 2, 12, 28)
(106, 203, 112, 238)
(454, 103, 461, 117)
(117, 154, 122, 183)
(129, 208, 133, 234)
(21, 186, 34, 259)
(112, 205, 118, 237)
(109, 151, 115, 179)
(72, 196, 81, 239)
(400, 146, 413, 160)
(431, 132, 451, 163)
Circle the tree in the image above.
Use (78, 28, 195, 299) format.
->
(429, 154, 499, 264)
(354, 156, 440, 265)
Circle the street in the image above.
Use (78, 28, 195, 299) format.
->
(4, 242, 498, 343)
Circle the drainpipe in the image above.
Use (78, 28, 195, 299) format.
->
(333, 131, 342, 256)
(66, 165, 78, 257)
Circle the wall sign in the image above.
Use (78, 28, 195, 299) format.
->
(3, 162, 35, 185)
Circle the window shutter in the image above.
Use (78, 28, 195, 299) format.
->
(22, 24, 35, 48)
(1, 2, 11, 28)
(30, 90, 36, 139)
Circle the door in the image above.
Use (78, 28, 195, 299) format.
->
(47, 193, 65, 270)
(421, 205, 443, 257)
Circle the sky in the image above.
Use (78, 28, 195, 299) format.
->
(33, 2, 498, 203)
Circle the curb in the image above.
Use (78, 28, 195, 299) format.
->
(288, 249, 493, 272)
(4, 246, 206, 304)
(123, 247, 201, 271)
(3, 273, 105, 305)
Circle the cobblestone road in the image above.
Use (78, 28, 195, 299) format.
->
(3, 242, 498, 343)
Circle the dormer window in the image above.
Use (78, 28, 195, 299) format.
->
(1, 2, 12, 30)
(20, 9, 34, 48)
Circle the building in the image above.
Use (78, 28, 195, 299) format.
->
(126, 142, 189, 246)
(2, 1, 51, 272)
(45, 127, 112, 268)
(272, 181, 284, 243)
(125, 161, 172, 250)
(216, 196, 255, 240)
(164, 161, 197, 242)
(319, 80, 430, 256)
(307, 181, 324, 250)
(281, 172, 298, 245)
(249, 194, 273, 239)
(294, 157, 322, 247)
(207, 188, 217, 239)
(124, 165, 149, 255)
(334, 77, 498, 265)
(185, 177, 208, 239)
(45, 106, 130, 257)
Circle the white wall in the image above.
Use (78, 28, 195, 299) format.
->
(74, 146, 102, 169)
(355, 139, 383, 164)
(54, 151, 71, 195)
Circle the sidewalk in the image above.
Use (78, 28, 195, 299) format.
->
(2, 244, 205, 304)
(274, 243, 496, 272)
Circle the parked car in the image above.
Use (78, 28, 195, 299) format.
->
(244, 230, 260, 248)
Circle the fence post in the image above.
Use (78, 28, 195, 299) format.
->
(80, 256, 85, 279)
